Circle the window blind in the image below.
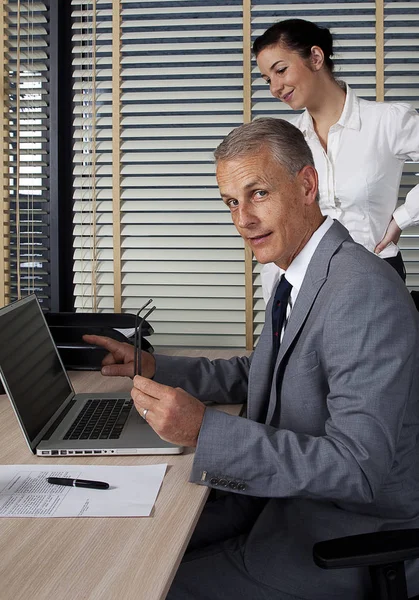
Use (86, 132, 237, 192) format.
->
(70, 1, 419, 349)
(3, 1, 50, 309)
(71, 0, 247, 346)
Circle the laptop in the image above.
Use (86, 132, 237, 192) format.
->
(0, 294, 183, 456)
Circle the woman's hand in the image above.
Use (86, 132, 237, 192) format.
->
(374, 219, 402, 254)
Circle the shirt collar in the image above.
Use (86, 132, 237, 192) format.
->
(283, 216, 334, 295)
(299, 83, 361, 137)
(336, 83, 360, 130)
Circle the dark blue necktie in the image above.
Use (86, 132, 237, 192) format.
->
(271, 275, 292, 358)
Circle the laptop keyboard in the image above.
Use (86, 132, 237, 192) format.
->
(63, 398, 133, 440)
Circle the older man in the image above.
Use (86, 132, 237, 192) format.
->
(85, 118, 419, 600)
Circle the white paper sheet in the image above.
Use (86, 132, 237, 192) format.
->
(0, 464, 167, 517)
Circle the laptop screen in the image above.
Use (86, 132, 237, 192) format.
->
(0, 295, 72, 444)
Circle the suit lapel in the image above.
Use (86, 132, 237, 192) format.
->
(264, 221, 350, 424)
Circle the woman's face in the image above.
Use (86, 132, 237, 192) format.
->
(256, 43, 321, 111)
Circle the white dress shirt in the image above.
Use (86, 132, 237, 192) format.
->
(294, 84, 419, 257)
(261, 85, 419, 303)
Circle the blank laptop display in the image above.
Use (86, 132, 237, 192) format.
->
(0, 294, 182, 456)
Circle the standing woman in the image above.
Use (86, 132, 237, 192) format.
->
(253, 18, 419, 299)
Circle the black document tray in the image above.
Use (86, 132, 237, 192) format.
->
(44, 312, 154, 371)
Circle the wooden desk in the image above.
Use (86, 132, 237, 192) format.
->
(0, 371, 242, 600)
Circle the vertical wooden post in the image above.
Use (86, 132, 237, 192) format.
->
(0, 0, 8, 307)
(91, 0, 98, 311)
(375, 0, 385, 101)
(15, 0, 21, 298)
(243, 0, 254, 350)
(112, 0, 122, 312)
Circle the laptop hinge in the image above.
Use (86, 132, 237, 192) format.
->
(42, 397, 77, 440)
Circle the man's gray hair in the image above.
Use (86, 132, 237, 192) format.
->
(214, 117, 315, 176)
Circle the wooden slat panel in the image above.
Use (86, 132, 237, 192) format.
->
(0, 0, 9, 307)
(112, 0, 122, 312)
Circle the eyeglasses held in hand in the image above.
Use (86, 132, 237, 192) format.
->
(134, 299, 156, 377)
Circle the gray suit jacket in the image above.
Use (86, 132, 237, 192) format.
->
(155, 221, 419, 599)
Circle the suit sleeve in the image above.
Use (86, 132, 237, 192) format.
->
(189, 272, 418, 504)
(153, 353, 251, 405)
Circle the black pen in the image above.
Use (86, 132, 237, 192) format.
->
(47, 477, 109, 490)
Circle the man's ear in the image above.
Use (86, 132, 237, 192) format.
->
(310, 46, 325, 71)
(299, 165, 318, 204)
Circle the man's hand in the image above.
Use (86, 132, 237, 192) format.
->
(374, 218, 402, 254)
(131, 376, 205, 447)
(82, 334, 156, 379)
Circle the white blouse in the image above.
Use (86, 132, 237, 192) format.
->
(261, 84, 419, 303)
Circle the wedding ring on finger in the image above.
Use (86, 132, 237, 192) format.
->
(142, 408, 149, 421)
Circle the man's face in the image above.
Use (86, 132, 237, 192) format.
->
(216, 146, 318, 270)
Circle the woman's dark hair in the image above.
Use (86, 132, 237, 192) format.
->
(253, 18, 334, 73)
